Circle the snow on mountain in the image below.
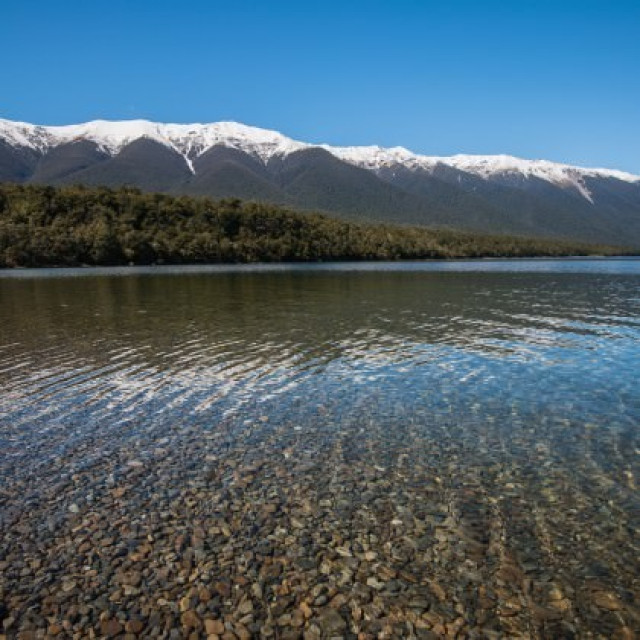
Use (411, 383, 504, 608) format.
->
(0, 117, 638, 200)
(326, 146, 640, 204)
(0, 118, 308, 166)
(423, 154, 640, 204)
(0, 118, 56, 153)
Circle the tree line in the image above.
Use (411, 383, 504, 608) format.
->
(0, 183, 630, 268)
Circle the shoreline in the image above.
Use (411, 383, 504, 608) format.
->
(1, 255, 639, 278)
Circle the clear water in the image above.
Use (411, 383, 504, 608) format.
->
(1, 259, 640, 637)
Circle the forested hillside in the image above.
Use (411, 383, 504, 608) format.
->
(0, 184, 631, 268)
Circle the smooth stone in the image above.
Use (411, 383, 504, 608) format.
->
(205, 619, 225, 635)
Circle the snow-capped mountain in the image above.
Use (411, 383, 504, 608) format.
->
(0, 119, 308, 168)
(1, 117, 637, 191)
(1, 117, 639, 246)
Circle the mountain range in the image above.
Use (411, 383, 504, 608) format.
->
(1, 118, 639, 247)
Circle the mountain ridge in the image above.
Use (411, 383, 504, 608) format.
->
(1, 117, 637, 188)
(1, 117, 639, 247)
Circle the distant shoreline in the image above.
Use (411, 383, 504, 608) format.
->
(4, 255, 638, 272)
(3, 257, 640, 282)
(2, 254, 640, 270)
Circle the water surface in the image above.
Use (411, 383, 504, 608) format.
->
(1, 259, 640, 637)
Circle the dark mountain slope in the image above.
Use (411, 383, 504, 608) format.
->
(186, 145, 286, 201)
(0, 141, 39, 182)
(58, 138, 192, 192)
(374, 164, 512, 229)
(407, 164, 636, 245)
(29, 141, 110, 184)
(267, 148, 445, 225)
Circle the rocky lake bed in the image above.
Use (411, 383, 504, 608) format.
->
(1, 261, 640, 639)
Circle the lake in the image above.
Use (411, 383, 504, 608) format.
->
(1, 259, 640, 638)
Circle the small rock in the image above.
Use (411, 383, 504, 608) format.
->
(181, 610, 202, 629)
(366, 577, 384, 590)
(205, 619, 225, 635)
(125, 619, 145, 634)
(235, 624, 251, 640)
(291, 610, 305, 627)
(592, 591, 622, 611)
(252, 583, 263, 600)
(122, 571, 142, 587)
(315, 608, 346, 636)
(237, 598, 253, 616)
(100, 619, 123, 637)
(547, 586, 564, 602)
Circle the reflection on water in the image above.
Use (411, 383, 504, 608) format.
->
(1, 260, 640, 637)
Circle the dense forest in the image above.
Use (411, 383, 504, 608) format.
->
(0, 183, 632, 268)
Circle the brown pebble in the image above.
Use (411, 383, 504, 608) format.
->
(237, 597, 253, 616)
(235, 624, 251, 640)
(181, 610, 202, 629)
(179, 596, 192, 612)
(100, 619, 123, 637)
(122, 571, 142, 587)
(329, 593, 348, 609)
(429, 581, 446, 602)
(549, 597, 571, 613)
(205, 619, 225, 635)
(592, 591, 622, 611)
(291, 610, 305, 627)
(125, 619, 145, 634)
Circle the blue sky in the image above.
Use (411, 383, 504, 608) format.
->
(2, 0, 639, 173)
